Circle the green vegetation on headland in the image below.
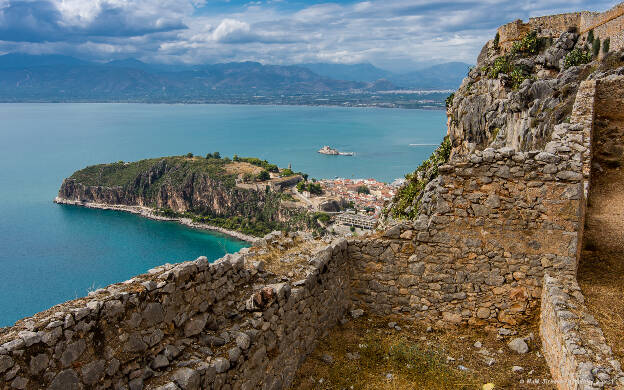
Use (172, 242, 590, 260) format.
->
(68, 155, 234, 188)
(387, 136, 452, 219)
(61, 153, 327, 237)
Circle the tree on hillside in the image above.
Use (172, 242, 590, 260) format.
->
(257, 170, 270, 181)
(357, 185, 370, 194)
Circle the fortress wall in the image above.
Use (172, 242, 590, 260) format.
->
(497, 2, 624, 53)
(538, 74, 624, 390)
(0, 237, 352, 390)
(540, 275, 624, 390)
(529, 13, 582, 38)
(349, 142, 585, 326)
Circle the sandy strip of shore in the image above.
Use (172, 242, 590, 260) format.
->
(54, 197, 258, 243)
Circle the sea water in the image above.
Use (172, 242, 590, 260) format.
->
(0, 103, 446, 326)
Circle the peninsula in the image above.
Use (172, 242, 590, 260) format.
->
(54, 153, 327, 239)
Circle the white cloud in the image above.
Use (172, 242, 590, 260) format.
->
(212, 19, 252, 42)
(0, 0, 618, 71)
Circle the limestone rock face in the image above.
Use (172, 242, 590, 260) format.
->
(447, 31, 593, 155)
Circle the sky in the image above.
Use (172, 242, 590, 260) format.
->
(0, 0, 619, 72)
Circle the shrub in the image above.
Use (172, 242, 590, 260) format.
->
(257, 170, 270, 181)
(509, 66, 530, 90)
(389, 136, 452, 219)
(445, 93, 455, 109)
(280, 168, 295, 176)
(603, 38, 611, 54)
(587, 29, 594, 44)
(356, 185, 370, 194)
(186, 152, 193, 158)
(488, 56, 513, 79)
(350, 226, 356, 232)
(593, 37, 601, 58)
(564, 48, 592, 69)
(493, 32, 500, 51)
(511, 31, 543, 56)
(308, 183, 322, 195)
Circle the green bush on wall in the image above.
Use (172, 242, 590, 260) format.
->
(603, 38, 610, 54)
(593, 37, 601, 58)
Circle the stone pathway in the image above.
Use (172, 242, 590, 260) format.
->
(578, 115, 624, 365)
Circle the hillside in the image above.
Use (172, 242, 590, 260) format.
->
(299, 61, 472, 89)
(0, 55, 368, 102)
(56, 155, 324, 237)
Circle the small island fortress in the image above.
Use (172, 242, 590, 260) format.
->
(3, 3, 624, 389)
(317, 145, 354, 156)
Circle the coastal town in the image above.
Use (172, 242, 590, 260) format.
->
(316, 177, 398, 216)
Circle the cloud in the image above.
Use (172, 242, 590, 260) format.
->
(0, 0, 619, 71)
(212, 19, 255, 43)
(0, 0, 189, 42)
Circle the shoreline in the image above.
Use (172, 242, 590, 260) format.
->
(53, 197, 258, 244)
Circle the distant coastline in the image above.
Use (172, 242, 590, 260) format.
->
(0, 100, 447, 110)
(54, 197, 258, 243)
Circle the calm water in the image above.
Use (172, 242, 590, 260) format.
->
(0, 103, 446, 326)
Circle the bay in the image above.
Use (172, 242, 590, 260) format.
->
(0, 103, 446, 326)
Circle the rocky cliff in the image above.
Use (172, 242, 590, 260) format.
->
(56, 156, 318, 237)
(448, 29, 624, 155)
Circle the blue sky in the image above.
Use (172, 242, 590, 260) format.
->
(0, 0, 619, 72)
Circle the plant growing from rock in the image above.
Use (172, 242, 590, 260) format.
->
(493, 32, 500, 52)
(445, 93, 455, 109)
(389, 136, 451, 219)
(563, 48, 592, 69)
(511, 31, 544, 56)
(593, 37, 601, 58)
(603, 38, 610, 54)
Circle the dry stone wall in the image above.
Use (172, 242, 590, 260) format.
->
(349, 138, 586, 327)
(540, 275, 624, 390)
(0, 235, 351, 390)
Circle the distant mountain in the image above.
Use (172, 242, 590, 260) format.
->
(0, 55, 377, 102)
(299, 63, 391, 83)
(390, 62, 472, 90)
(0, 53, 89, 69)
(298, 61, 472, 90)
(0, 54, 464, 102)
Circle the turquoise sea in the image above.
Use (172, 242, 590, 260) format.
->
(0, 103, 446, 327)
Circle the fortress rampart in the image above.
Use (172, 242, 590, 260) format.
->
(497, 3, 624, 53)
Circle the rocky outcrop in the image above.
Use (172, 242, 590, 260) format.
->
(57, 161, 263, 217)
(56, 157, 318, 237)
(448, 31, 595, 155)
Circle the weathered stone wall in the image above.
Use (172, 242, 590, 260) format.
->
(0, 235, 351, 390)
(540, 275, 624, 389)
(580, 4, 624, 52)
(497, 2, 624, 53)
(349, 142, 586, 327)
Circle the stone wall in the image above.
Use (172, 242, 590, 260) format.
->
(497, 2, 624, 52)
(349, 139, 586, 327)
(580, 4, 624, 52)
(0, 235, 351, 390)
(540, 275, 624, 389)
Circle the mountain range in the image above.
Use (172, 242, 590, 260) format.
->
(0, 54, 471, 102)
(300, 62, 471, 89)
